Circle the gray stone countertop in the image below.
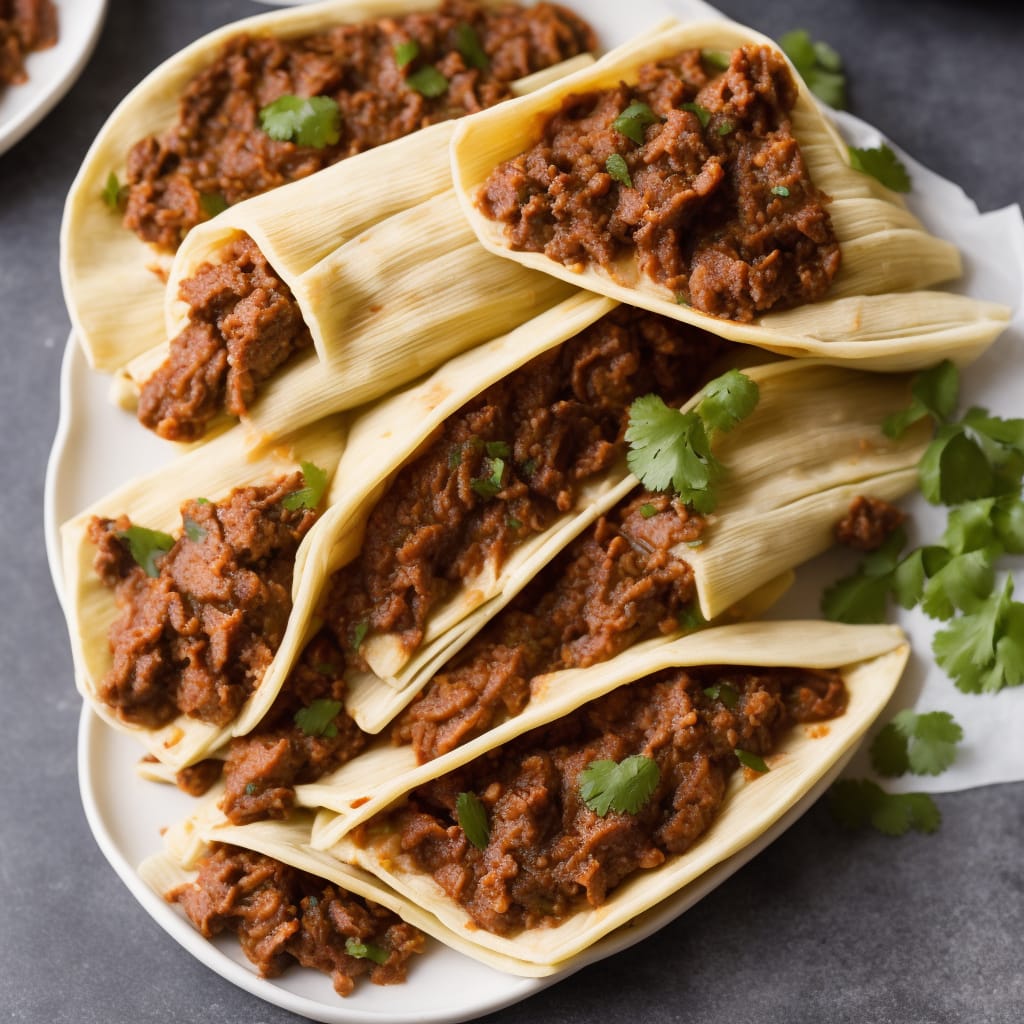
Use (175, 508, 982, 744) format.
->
(1, 1, 1021, 1021)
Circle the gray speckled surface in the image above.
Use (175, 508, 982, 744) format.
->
(2, 1, 1021, 1022)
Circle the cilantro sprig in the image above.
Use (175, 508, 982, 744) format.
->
(829, 780, 940, 836)
(625, 370, 759, 513)
(260, 95, 342, 148)
(605, 153, 632, 188)
(612, 101, 661, 145)
(780, 29, 846, 109)
(579, 755, 660, 816)
(294, 699, 343, 738)
(405, 65, 448, 98)
(870, 710, 963, 777)
(848, 144, 912, 193)
(456, 791, 489, 849)
(102, 171, 129, 212)
(117, 525, 175, 578)
(345, 937, 389, 965)
(455, 22, 489, 70)
(282, 461, 329, 511)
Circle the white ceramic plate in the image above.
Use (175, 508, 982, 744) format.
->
(44, 0, 1024, 1020)
(0, 0, 107, 156)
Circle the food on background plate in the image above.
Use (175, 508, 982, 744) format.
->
(0, 0, 57, 90)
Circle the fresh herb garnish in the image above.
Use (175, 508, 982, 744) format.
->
(294, 699, 343, 738)
(259, 95, 342, 148)
(195, 497, 210, 505)
(702, 49, 731, 71)
(822, 526, 910, 624)
(351, 621, 369, 651)
(520, 458, 538, 477)
(345, 938, 389, 965)
(882, 360, 959, 440)
(770, 185, 790, 197)
(612, 101, 661, 145)
(447, 446, 462, 469)
(471, 457, 505, 499)
(870, 710, 963, 777)
(847, 144, 912, 193)
(455, 22, 489, 70)
(405, 65, 448, 98)
(282, 461, 329, 511)
(506, 516, 523, 530)
(680, 102, 711, 128)
(485, 440, 511, 458)
(117, 525, 175, 578)
(199, 192, 229, 218)
(605, 153, 632, 188)
(639, 502, 658, 519)
(829, 780, 941, 836)
(780, 29, 846, 109)
(102, 171, 128, 212)
(624, 370, 759, 513)
(314, 662, 339, 676)
(394, 40, 420, 69)
(245, 782, 258, 796)
(182, 516, 207, 543)
(704, 682, 740, 709)
(735, 748, 769, 773)
(579, 755, 660, 816)
(456, 791, 489, 849)
(677, 603, 705, 630)
(717, 119, 734, 136)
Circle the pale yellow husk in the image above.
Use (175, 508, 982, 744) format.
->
(139, 811, 559, 977)
(337, 357, 929, 735)
(322, 620, 908, 968)
(60, 417, 346, 768)
(450, 19, 1010, 369)
(59, 0, 594, 373)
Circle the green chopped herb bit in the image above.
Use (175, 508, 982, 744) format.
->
(294, 698, 343, 738)
(870, 710, 963, 777)
(780, 29, 846, 109)
(847, 144, 911, 193)
(685, 539, 704, 549)
(675, 292, 690, 306)
(520, 458, 538, 477)
(471, 456, 505, 499)
(697, 369, 760, 434)
(182, 516, 207, 543)
(351, 621, 369, 651)
(639, 502, 658, 519)
(506, 516, 523, 530)
(195, 497, 210, 505)
(245, 782, 258, 796)
(259, 95, 342, 148)
(447, 446, 462, 470)
(405, 65, 448, 98)
(717, 119, 734, 136)
(829, 779, 940, 836)
(612, 101, 661, 145)
(702, 48, 732, 71)
(883, 359, 959, 439)
(735, 748, 769, 773)
(677, 603, 704, 630)
(199, 192, 229, 218)
(454, 22, 489, 70)
(822, 525, 908, 624)
(394, 39, 420, 69)
(579, 755, 660, 816)
(680, 102, 711, 128)
(117, 525, 175, 578)
(485, 440, 511, 458)
(314, 662, 339, 677)
(282, 461, 329, 511)
(704, 682, 739, 709)
(456, 791, 489, 849)
(345, 937, 389, 965)
(102, 171, 128, 212)
(770, 185, 790, 197)
(605, 153, 632, 188)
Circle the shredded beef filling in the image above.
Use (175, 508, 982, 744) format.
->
(386, 664, 846, 934)
(835, 495, 906, 552)
(396, 491, 702, 761)
(89, 473, 318, 729)
(479, 44, 840, 321)
(138, 235, 312, 442)
(123, 0, 595, 251)
(169, 843, 424, 995)
(0, 0, 56, 89)
(319, 307, 728, 665)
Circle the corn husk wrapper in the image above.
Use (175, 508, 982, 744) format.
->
(61, 417, 347, 768)
(139, 811, 560, 978)
(326, 620, 908, 969)
(450, 19, 1010, 371)
(59, 0, 594, 373)
(337, 356, 929, 735)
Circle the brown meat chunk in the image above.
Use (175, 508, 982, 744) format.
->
(89, 473, 319, 729)
(175, 759, 223, 797)
(479, 45, 840, 321)
(137, 235, 312, 442)
(396, 492, 703, 761)
(122, 1, 595, 251)
(319, 307, 727, 667)
(0, 0, 57, 88)
(835, 495, 906, 551)
(388, 665, 846, 934)
(169, 844, 425, 995)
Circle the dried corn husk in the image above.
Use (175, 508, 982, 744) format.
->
(324, 620, 908, 968)
(61, 417, 346, 768)
(59, 0, 594, 372)
(450, 19, 1010, 369)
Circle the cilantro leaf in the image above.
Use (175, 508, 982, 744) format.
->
(345, 937, 389, 965)
(199, 192, 229, 219)
(405, 65, 448, 98)
(869, 723, 910, 777)
(821, 526, 907, 623)
(259, 95, 342, 148)
(735, 749, 769, 773)
(456, 791, 489, 849)
(350, 620, 368, 651)
(579, 755, 660, 816)
(883, 360, 959, 439)
(680, 102, 710, 128)
(102, 171, 128, 212)
(282, 461, 329, 511)
(847, 144, 912, 193)
(117, 525, 175, 578)
(993, 495, 1024, 553)
(702, 49, 731, 71)
(639, 502, 658, 519)
(294, 699, 343, 738)
(470, 456, 505, 499)
(829, 780, 941, 836)
(696, 369, 760, 434)
(605, 153, 632, 188)
(780, 29, 846, 109)
(871, 710, 962, 777)
(394, 40, 419, 69)
(612, 101, 661, 145)
(770, 185, 790, 197)
(919, 548, 995, 620)
(703, 682, 740, 709)
(455, 22, 488, 70)
(485, 440, 510, 458)
(182, 516, 207, 544)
